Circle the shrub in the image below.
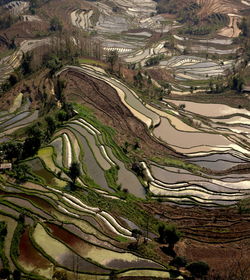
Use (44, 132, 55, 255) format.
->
(158, 224, 182, 250)
(170, 256, 187, 268)
(186, 261, 210, 278)
(0, 268, 10, 279)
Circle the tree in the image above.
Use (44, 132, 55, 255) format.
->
(133, 71, 143, 88)
(49, 17, 63, 32)
(133, 139, 140, 150)
(0, 13, 17, 30)
(69, 162, 80, 184)
(239, 17, 249, 37)
(170, 256, 187, 269)
(0, 268, 10, 279)
(0, 223, 7, 237)
(22, 135, 42, 158)
(45, 116, 56, 137)
(145, 54, 164, 66)
(18, 213, 25, 223)
(147, 75, 152, 85)
(179, 103, 186, 110)
(45, 54, 62, 76)
(131, 229, 142, 248)
(109, 271, 118, 280)
(186, 261, 210, 278)
(0, 141, 23, 162)
(9, 73, 19, 86)
(55, 78, 66, 103)
(26, 124, 44, 139)
(53, 271, 67, 280)
(57, 110, 68, 124)
(158, 224, 182, 251)
(21, 52, 33, 75)
(12, 164, 31, 183)
(131, 162, 144, 177)
(107, 50, 118, 72)
(230, 75, 244, 93)
(12, 270, 21, 280)
(62, 103, 75, 119)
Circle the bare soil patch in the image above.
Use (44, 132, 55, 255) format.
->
(141, 202, 250, 275)
(60, 69, 182, 159)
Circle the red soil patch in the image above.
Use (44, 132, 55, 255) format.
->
(46, 223, 83, 250)
(147, 68, 174, 84)
(19, 227, 51, 268)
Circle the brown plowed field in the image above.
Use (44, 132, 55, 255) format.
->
(60, 69, 182, 159)
(196, 0, 241, 18)
(141, 202, 250, 276)
(36, 0, 94, 31)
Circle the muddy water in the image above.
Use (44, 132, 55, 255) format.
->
(188, 153, 247, 169)
(192, 160, 242, 170)
(23, 182, 49, 192)
(27, 158, 61, 186)
(56, 128, 81, 165)
(164, 99, 250, 117)
(0, 204, 19, 217)
(3, 196, 52, 220)
(212, 124, 250, 135)
(0, 111, 30, 128)
(171, 145, 233, 155)
(19, 228, 51, 269)
(58, 222, 122, 251)
(190, 45, 237, 54)
(5, 110, 38, 129)
(106, 147, 146, 198)
(59, 251, 109, 273)
(46, 224, 111, 273)
(150, 184, 245, 201)
(211, 115, 250, 125)
(154, 117, 231, 148)
(107, 258, 163, 270)
(69, 123, 111, 170)
(146, 104, 198, 132)
(0, 114, 14, 123)
(150, 165, 240, 193)
(151, 164, 204, 183)
(0, 136, 10, 143)
(35, 224, 109, 273)
(50, 137, 63, 167)
(211, 173, 250, 182)
(69, 128, 111, 192)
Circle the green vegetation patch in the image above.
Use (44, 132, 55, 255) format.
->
(0, 221, 9, 268)
(79, 58, 106, 68)
(151, 156, 203, 174)
(73, 103, 129, 163)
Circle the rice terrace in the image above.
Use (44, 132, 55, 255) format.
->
(0, 0, 250, 279)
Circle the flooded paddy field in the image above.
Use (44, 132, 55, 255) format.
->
(0, 0, 250, 277)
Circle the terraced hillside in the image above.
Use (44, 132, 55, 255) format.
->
(0, 0, 250, 279)
(57, 65, 250, 207)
